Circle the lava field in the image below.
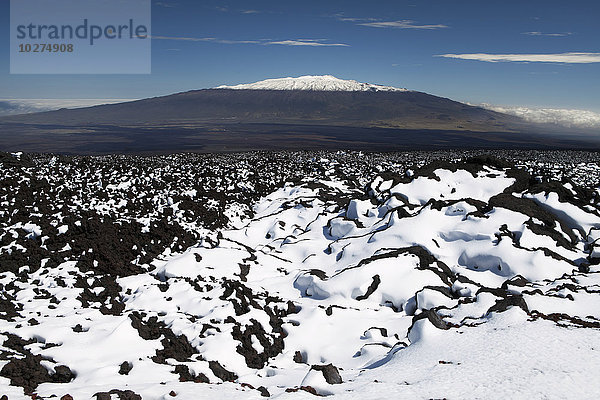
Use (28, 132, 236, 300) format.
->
(1, 150, 600, 399)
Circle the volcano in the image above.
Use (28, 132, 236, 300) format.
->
(1, 75, 598, 154)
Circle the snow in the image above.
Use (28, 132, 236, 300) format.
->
(333, 309, 600, 400)
(215, 75, 409, 92)
(1, 153, 600, 399)
(525, 191, 600, 235)
(390, 168, 515, 205)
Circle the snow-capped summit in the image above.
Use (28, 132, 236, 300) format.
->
(215, 75, 409, 92)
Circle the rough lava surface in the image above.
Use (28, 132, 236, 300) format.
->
(1, 150, 600, 399)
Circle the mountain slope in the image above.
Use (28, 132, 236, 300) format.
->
(1, 76, 598, 153)
(1, 76, 521, 131)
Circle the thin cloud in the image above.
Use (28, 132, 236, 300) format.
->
(359, 20, 448, 29)
(209, 6, 270, 15)
(437, 52, 600, 64)
(152, 36, 348, 47)
(332, 14, 447, 29)
(523, 31, 572, 37)
(152, 36, 261, 44)
(155, 1, 176, 7)
(336, 17, 364, 22)
(0, 99, 134, 116)
(332, 14, 379, 23)
(265, 39, 349, 47)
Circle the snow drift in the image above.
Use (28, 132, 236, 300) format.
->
(1, 152, 600, 399)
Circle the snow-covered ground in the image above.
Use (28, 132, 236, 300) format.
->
(0, 151, 599, 399)
(215, 75, 408, 92)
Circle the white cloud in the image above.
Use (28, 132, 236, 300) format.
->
(154, 1, 176, 8)
(265, 39, 349, 47)
(437, 52, 600, 64)
(332, 14, 379, 23)
(481, 104, 600, 129)
(0, 99, 133, 116)
(522, 31, 572, 37)
(152, 36, 261, 44)
(332, 14, 447, 29)
(359, 20, 448, 29)
(153, 36, 349, 47)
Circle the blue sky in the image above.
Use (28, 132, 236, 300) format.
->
(2, 0, 599, 111)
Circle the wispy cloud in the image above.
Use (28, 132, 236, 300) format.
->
(437, 52, 600, 64)
(359, 20, 448, 29)
(155, 1, 176, 8)
(152, 36, 349, 47)
(265, 39, 349, 47)
(333, 14, 379, 23)
(522, 31, 572, 37)
(211, 6, 267, 15)
(152, 36, 261, 44)
(332, 14, 447, 30)
(0, 99, 134, 116)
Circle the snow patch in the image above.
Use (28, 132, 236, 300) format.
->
(215, 75, 409, 92)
